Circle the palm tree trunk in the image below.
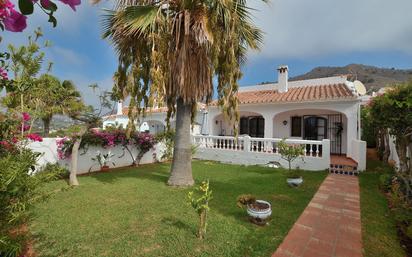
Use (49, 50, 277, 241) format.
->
(42, 117, 51, 136)
(168, 98, 194, 186)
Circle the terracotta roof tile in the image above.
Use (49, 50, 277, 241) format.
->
(211, 84, 356, 105)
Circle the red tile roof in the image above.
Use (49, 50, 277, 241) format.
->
(212, 84, 356, 105)
(121, 106, 168, 115)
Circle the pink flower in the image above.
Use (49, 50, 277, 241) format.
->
(26, 133, 43, 142)
(4, 9, 27, 32)
(0, 67, 8, 80)
(22, 112, 30, 121)
(59, 0, 81, 11)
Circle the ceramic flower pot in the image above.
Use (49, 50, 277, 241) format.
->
(287, 177, 303, 187)
(247, 200, 272, 220)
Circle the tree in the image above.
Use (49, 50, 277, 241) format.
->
(1, 29, 50, 136)
(102, 0, 264, 186)
(31, 74, 84, 136)
(278, 139, 305, 172)
(67, 85, 112, 186)
(369, 82, 412, 197)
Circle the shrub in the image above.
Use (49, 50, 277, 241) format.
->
(39, 163, 70, 179)
(277, 139, 305, 171)
(56, 129, 156, 166)
(236, 194, 256, 208)
(156, 130, 175, 161)
(0, 149, 61, 257)
(188, 180, 212, 239)
(379, 173, 394, 192)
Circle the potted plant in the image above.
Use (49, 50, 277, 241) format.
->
(237, 194, 272, 225)
(278, 139, 305, 187)
(286, 170, 303, 187)
(91, 152, 115, 172)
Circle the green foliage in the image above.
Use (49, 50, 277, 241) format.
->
(368, 81, 412, 197)
(102, 0, 264, 136)
(278, 139, 305, 171)
(0, 149, 60, 257)
(91, 152, 116, 170)
(379, 173, 394, 192)
(30, 75, 86, 135)
(360, 164, 406, 257)
(156, 129, 198, 161)
(236, 194, 256, 208)
(361, 106, 376, 148)
(156, 130, 175, 161)
(28, 162, 326, 257)
(39, 163, 70, 179)
(187, 180, 213, 239)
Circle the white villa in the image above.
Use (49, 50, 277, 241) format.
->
(103, 65, 367, 173)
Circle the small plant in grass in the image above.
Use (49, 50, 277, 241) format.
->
(91, 152, 115, 172)
(236, 194, 257, 208)
(278, 139, 305, 172)
(187, 180, 212, 239)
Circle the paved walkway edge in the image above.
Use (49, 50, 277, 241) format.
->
(272, 174, 363, 257)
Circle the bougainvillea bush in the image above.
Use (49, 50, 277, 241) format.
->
(57, 129, 157, 166)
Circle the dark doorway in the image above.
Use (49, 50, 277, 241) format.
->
(239, 116, 264, 138)
(304, 116, 327, 140)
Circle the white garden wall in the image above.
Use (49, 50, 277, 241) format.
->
(348, 139, 367, 171)
(28, 138, 166, 174)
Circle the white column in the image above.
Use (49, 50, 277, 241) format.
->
(345, 111, 358, 159)
(263, 114, 273, 138)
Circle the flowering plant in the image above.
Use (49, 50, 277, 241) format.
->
(0, 112, 43, 156)
(56, 129, 156, 166)
(0, 0, 81, 33)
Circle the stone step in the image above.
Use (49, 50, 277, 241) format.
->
(329, 163, 359, 176)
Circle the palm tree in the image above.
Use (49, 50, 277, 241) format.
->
(102, 0, 264, 186)
(32, 75, 85, 135)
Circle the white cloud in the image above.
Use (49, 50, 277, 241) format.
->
(249, 0, 412, 59)
(50, 46, 88, 67)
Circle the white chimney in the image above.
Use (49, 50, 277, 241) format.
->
(277, 65, 289, 93)
(117, 101, 123, 115)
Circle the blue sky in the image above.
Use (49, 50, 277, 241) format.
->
(2, 0, 412, 106)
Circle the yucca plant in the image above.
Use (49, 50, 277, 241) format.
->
(101, 0, 266, 186)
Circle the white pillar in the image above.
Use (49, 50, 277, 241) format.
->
(345, 111, 358, 159)
(263, 114, 273, 138)
(357, 103, 361, 140)
(117, 101, 123, 115)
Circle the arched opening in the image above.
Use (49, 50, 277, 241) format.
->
(140, 120, 166, 135)
(274, 109, 347, 155)
(212, 111, 265, 137)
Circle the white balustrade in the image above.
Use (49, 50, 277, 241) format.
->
(192, 135, 325, 158)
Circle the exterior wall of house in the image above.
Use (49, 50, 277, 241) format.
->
(207, 100, 360, 157)
(103, 110, 205, 135)
(193, 135, 331, 171)
(28, 138, 166, 174)
(272, 109, 348, 154)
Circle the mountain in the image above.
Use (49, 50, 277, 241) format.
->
(291, 64, 412, 92)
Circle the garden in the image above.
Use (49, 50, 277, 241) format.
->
(29, 161, 326, 257)
(1, 0, 412, 256)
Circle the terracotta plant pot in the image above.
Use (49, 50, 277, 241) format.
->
(100, 165, 110, 172)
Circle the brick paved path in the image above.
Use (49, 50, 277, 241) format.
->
(272, 174, 362, 257)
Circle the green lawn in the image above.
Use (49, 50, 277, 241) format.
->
(360, 160, 405, 257)
(30, 161, 326, 257)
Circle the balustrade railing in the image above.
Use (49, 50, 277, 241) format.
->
(193, 135, 325, 158)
